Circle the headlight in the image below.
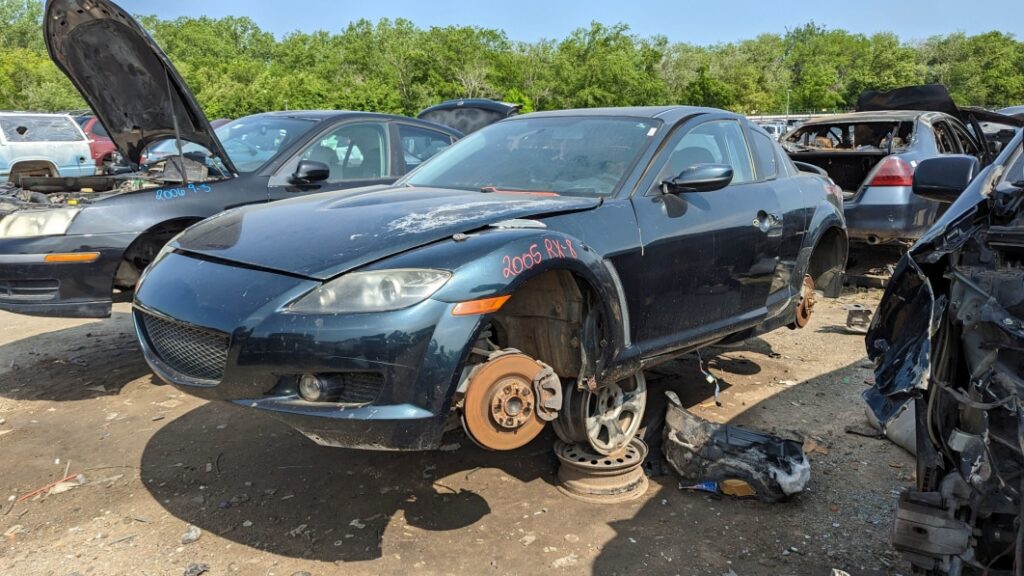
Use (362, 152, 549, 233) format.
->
(0, 208, 81, 238)
(289, 269, 451, 314)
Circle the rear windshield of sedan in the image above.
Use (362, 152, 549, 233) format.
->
(0, 115, 85, 143)
(783, 121, 913, 152)
(403, 116, 659, 197)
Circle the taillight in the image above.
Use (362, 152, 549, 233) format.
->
(869, 157, 914, 187)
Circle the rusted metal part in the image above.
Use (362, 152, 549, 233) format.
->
(553, 372, 646, 455)
(532, 362, 562, 422)
(793, 274, 816, 328)
(554, 438, 649, 504)
(461, 352, 547, 451)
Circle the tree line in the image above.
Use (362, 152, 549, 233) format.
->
(1, 0, 1022, 119)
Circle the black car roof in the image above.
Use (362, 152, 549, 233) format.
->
(238, 110, 462, 136)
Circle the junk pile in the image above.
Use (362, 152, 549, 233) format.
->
(553, 390, 811, 504)
(661, 391, 810, 502)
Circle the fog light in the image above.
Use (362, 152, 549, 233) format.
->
(298, 374, 326, 402)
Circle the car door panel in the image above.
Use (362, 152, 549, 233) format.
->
(621, 116, 782, 354)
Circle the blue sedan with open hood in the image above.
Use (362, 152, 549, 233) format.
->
(134, 106, 848, 455)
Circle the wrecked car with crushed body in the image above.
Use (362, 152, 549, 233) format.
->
(133, 106, 849, 456)
(782, 85, 1022, 247)
(866, 120, 1024, 574)
(0, 0, 462, 319)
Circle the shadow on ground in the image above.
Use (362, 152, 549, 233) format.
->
(134, 335, 905, 574)
(0, 311, 156, 402)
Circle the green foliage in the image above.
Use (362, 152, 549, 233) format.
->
(1, 0, 1022, 116)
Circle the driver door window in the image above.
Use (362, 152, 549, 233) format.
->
(656, 119, 754, 187)
(299, 122, 389, 183)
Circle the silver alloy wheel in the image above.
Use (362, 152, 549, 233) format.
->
(553, 372, 647, 455)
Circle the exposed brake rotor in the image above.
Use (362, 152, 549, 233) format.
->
(794, 274, 817, 328)
(461, 352, 550, 451)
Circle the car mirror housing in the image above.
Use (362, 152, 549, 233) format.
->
(290, 160, 330, 185)
(662, 164, 734, 194)
(912, 155, 980, 204)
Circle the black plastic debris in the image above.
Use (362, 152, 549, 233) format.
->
(662, 391, 810, 502)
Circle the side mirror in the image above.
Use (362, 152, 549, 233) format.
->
(289, 160, 330, 185)
(912, 155, 980, 204)
(661, 164, 733, 194)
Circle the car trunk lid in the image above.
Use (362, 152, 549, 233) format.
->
(417, 99, 521, 134)
(43, 0, 236, 174)
(172, 186, 601, 280)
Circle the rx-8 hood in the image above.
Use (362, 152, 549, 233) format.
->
(171, 186, 601, 280)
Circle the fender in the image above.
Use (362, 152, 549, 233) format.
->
(369, 226, 633, 385)
(794, 201, 848, 296)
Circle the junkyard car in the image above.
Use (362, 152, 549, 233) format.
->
(866, 123, 1024, 574)
(73, 114, 117, 174)
(134, 106, 848, 456)
(0, 112, 93, 182)
(0, 0, 461, 318)
(782, 85, 1021, 246)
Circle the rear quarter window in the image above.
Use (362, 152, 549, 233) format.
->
(751, 131, 778, 180)
(0, 115, 84, 143)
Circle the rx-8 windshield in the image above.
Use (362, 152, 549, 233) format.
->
(402, 116, 659, 197)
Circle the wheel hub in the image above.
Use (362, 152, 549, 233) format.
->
(490, 379, 533, 429)
(462, 353, 547, 450)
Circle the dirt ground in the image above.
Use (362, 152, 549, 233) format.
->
(0, 289, 913, 576)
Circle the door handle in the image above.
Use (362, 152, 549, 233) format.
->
(753, 211, 783, 232)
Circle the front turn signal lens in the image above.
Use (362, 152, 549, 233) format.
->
(44, 252, 100, 263)
(451, 295, 511, 316)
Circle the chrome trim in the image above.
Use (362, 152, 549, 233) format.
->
(0, 254, 48, 264)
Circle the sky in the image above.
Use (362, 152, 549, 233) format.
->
(115, 0, 1022, 44)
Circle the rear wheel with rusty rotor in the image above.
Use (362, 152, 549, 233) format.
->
(793, 274, 817, 328)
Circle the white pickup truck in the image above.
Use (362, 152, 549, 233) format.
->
(0, 112, 94, 183)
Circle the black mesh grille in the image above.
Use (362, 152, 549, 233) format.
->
(335, 373, 385, 404)
(141, 313, 228, 382)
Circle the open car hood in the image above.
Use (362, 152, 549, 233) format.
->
(172, 186, 601, 280)
(417, 99, 521, 134)
(858, 84, 1023, 130)
(44, 0, 236, 173)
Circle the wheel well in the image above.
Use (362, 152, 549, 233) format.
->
(490, 270, 592, 379)
(808, 227, 848, 298)
(113, 218, 201, 290)
(8, 161, 58, 183)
